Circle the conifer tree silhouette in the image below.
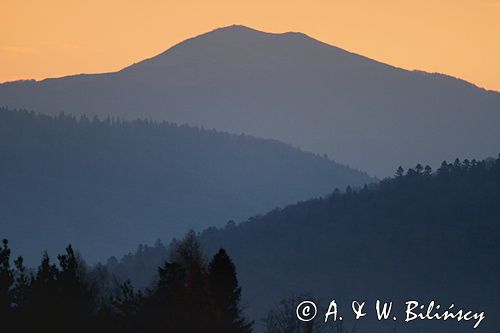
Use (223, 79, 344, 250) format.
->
(0, 239, 14, 324)
(209, 248, 252, 333)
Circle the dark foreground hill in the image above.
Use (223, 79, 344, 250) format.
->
(0, 108, 371, 264)
(1, 25, 500, 176)
(107, 156, 500, 333)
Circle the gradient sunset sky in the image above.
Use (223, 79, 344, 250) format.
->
(1, 0, 499, 91)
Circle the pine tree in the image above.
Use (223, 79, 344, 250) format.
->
(395, 166, 404, 178)
(12, 256, 31, 308)
(56, 245, 93, 332)
(415, 164, 423, 175)
(209, 248, 252, 333)
(0, 239, 14, 316)
(424, 165, 432, 176)
(35, 252, 58, 288)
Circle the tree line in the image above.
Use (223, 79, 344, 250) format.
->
(0, 107, 371, 265)
(105, 155, 500, 332)
(0, 231, 252, 333)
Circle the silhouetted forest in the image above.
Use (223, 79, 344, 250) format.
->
(106, 156, 500, 332)
(0, 231, 252, 332)
(0, 108, 371, 264)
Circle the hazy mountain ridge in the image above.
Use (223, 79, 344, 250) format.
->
(0, 108, 372, 264)
(1, 25, 499, 176)
(107, 155, 500, 332)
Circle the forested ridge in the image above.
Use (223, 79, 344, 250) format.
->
(0, 108, 371, 264)
(106, 156, 500, 332)
(2, 108, 499, 332)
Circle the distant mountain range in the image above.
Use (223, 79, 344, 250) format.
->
(0, 109, 371, 264)
(1, 25, 499, 176)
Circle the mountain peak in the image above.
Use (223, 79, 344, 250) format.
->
(2, 25, 499, 177)
(200, 25, 312, 43)
(189, 24, 270, 41)
(210, 24, 261, 34)
(123, 24, 331, 73)
(206, 24, 307, 37)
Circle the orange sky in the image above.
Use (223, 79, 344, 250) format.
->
(1, 0, 499, 91)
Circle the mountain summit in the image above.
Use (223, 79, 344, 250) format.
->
(1, 25, 499, 176)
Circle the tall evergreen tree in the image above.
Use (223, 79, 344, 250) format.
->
(209, 248, 252, 333)
(56, 245, 94, 331)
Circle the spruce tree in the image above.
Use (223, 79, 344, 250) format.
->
(209, 248, 252, 333)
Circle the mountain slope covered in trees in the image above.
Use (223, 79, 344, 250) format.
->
(107, 156, 500, 332)
(0, 108, 371, 264)
(1, 25, 499, 176)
